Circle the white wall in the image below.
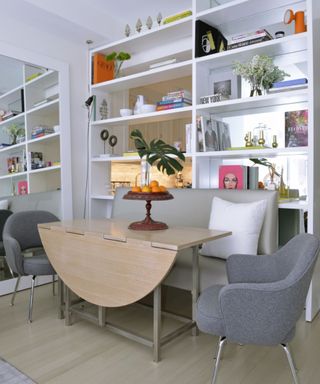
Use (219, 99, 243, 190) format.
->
(0, 15, 88, 218)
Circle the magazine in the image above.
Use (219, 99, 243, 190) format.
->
(285, 109, 308, 147)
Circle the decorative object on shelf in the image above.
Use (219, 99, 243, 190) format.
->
(200, 94, 222, 104)
(109, 135, 118, 155)
(146, 16, 153, 30)
(253, 122, 271, 147)
(245, 132, 253, 147)
(99, 98, 108, 120)
(6, 123, 25, 145)
(157, 12, 162, 26)
(163, 9, 192, 25)
(258, 130, 266, 146)
(119, 108, 133, 117)
(133, 94, 145, 114)
(136, 18, 142, 33)
(204, 117, 219, 151)
(233, 54, 289, 96)
(105, 51, 131, 79)
(92, 53, 114, 84)
(219, 165, 248, 189)
(284, 9, 307, 34)
(275, 31, 285, 38)
(268, 78, 308, 93)
(227, 28, 273, 50)
(285, 109, 308, 147)
(175, 171, 184, 188)
(272, 135, 278, 148)
(211, 69, 241, 100)
(279, 167, 289, 198)
(195, 20, 227, 58)
(250, 158, 280, 190)
(100, 129, 109, 154)
(124, 24, 131, 37)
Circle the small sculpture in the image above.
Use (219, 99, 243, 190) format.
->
(272, 135, 278, 148)
(100, 129, 109, 154)
(258, 130, 266, 146)
(109, 135, 118, 155)
(136, 18, 142, 33)
(99, 99, 108, 120)
(157, 12, 162, 26)
(245, 132, 253, 147)
(146, 16, 153, 30)
(125, 24, 131, 37)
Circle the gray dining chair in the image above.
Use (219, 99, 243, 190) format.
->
(196, 233, 320, 384)
(0, 209, 13, 273)
(3, 210, 59, 322)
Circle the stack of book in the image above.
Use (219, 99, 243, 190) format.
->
(268, 78, 308, 93)
(227, 29, 273, 50)
(156, 90, 192, 111)
(31, 126, 54, 139)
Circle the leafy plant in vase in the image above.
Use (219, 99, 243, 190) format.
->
(233, 54, 289, 96)
(130, 129, 185, 191)
(6, 123, 25, 145)
(105, 51, 131, 79)
(250, 157, 281, 190)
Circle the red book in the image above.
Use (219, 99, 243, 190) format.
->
(218, 165, 247, 189)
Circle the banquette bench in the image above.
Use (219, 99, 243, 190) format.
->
(112, 188, 278, 292)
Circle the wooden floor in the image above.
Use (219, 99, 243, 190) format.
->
(1, 283, 320, 384)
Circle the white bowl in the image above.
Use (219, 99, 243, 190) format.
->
(120, 108, 133, 117)
(141, 104, 156, 113)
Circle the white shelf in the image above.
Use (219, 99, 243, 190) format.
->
(91, 194, 114, 200)
(278, 200, 308, 210)
(0, 84, 23, 102)
(196, 88, 308, 116)
(28, 132, 60, 144)
(0, 142, 25, 154)
(26, 98, 59, 115)
(0, 171, 27, 180)
(195, 147, 308, 159)
(0, 113, 24, 127)
(92, 60, 192, 93)
(28, 165, 61, 175)
(25, 70, 54, 87)
(196, 33, 307, 71)
(92, 106, 192, 126)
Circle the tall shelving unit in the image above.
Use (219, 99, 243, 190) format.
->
(89, 0, 320, 319)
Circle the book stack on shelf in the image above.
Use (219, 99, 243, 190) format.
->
(219, 164, 259, 190)
(156, 89, 192, 111)
(268, 78, 308, 93)
(31, 125, 54, 139)
(227, 29, 273, 50)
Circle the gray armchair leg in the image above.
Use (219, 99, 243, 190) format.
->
(211, 336, 226, 384)
(28, 275, 36, 323)
(10, 276, 21, 306)
(52, 275, 56, 296)
(281, 343, 299, 384)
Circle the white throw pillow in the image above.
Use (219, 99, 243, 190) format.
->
(201, 197, 267, 259)
(0, 200, 8, 210)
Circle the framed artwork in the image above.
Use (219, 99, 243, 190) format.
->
(17, 180, 28, 195)
(195, 20, 227, 58)
(204, 117, 219, 151)
(210, 70, 241, 100)
(218, 165, 247, 189)
(285, 109, 308, 147)
(196, 116, 205, 151)
(217, 121, 231, 150)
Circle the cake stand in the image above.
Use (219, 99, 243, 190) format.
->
(123, 191, 174, 230)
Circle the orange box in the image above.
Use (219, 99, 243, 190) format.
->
(92, 53, 114, 84)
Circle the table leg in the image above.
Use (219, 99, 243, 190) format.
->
(65, 285, 72, 326)
(58, 277, 65, 319)
(153, 284, 161, 362)
(98, 306, 106, 327)
(192, 245, 199, 336)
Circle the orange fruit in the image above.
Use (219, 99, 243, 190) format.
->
(159, 185, 167, 192)
(151, 186, 161, 193)
(149, 180, 159, 188)
(141, 185, 151, 193)
(131, 186, 141, 193)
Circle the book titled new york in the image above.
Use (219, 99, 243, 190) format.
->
(156, 102, 191, 111)
(218, 165, 247, 189)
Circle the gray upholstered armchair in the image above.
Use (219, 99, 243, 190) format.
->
(0, 209, 13, 272)
(196, 233, 319, 384)
(3, 210, 59, 322)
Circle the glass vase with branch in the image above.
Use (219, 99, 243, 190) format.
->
(106, 51, 131, 79)
(250, 157, 280, 190)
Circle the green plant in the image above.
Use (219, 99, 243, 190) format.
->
(233, 55, 289, 92)
(250, 158, 280, 177)
(130, 129, 185, 175)
(6, 123, 25, 145)
(106, 51, 131, 78)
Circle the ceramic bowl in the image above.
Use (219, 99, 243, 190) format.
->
(120, 108, 133, 117)
(141, 104, 156, 113)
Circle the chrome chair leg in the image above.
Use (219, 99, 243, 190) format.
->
(28, 275, 36, 323)
(211, 336, 226, 384)
(281, 343, 299, 384)
(10, 275, 21, 306)
(52, 274, 56, 296)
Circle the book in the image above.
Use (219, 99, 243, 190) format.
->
(157, 97, 192, 106)
(185, 123, 192, 153)
(17, 180, 28, 195)
(229, 29, 273, 44)
(196, 116, 205, 152)
(195, 20, 227, 58)
(248, 167, 259, 190)
(156, 102, 191, 111)
(218, 165, 247, 189)
(92, 53, 114, 84)
(163, 10, 192, 24)
(272, 78, 308, 88)
(228, 35, 272, 50)
(285, 110, 308, 147)
(165, 89, 192, 99)
(267, 84, 308, 93)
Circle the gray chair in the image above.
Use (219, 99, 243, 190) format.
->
(196, 233, 320, 384)
(0, 209, 13, 272)
(3, 210, 59, 322)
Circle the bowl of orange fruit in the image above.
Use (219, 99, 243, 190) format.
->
(123, 180, 173, 202)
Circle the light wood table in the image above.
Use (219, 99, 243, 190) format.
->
(38, 219, 231, 361)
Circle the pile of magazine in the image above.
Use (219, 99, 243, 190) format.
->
(227, 29, 273, 50)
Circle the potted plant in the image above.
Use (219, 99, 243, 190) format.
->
(233, 54, 289, 96)
(106, 51, 131, 78)
(130, 129, 185, 186)
(6, 123, 25, 145)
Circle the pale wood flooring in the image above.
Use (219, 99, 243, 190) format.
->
(0, 283, 320, 384)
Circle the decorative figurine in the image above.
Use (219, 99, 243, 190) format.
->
(258, 130, 266, 146)
(136, 18, 142, 33)
(272, 135, 278, 148)
(284, 9, 307, 34)
(109, 135, 118, 154)
(245, 132, 253, 147)
(99, 99, 108, 120)
(157, 12, 162, 26)
(146, 16, 153, 30)
(125, 24, 131, 37)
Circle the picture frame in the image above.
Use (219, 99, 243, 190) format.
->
(217, 121, 231, 150)
(196, 116, 205, 152)
(204, 116, 219, 151)
(210, 70, 241, 100)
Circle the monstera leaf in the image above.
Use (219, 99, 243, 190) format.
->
(130, 129, 185, 176)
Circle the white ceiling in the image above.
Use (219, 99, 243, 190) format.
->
(7, 0, 191, 46)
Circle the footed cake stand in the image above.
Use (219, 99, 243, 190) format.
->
(123, 191, 174, 230)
